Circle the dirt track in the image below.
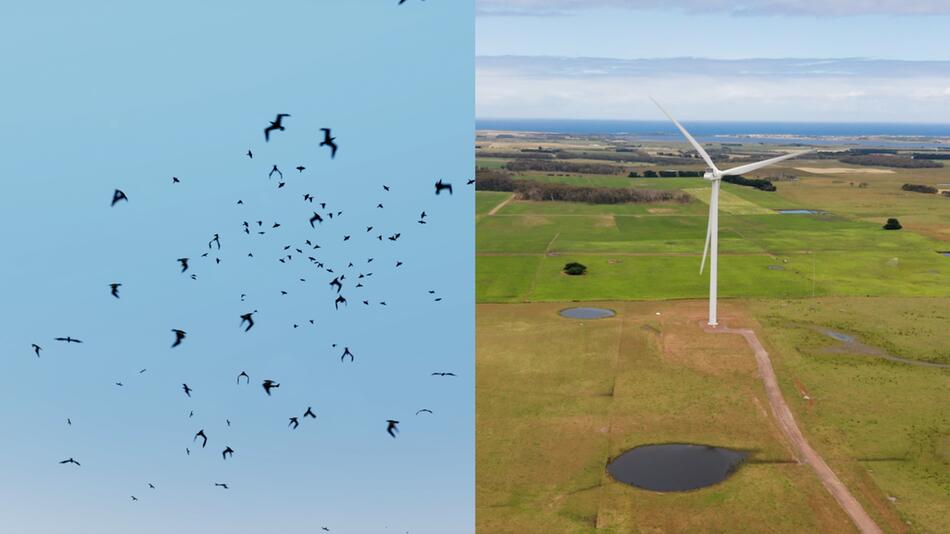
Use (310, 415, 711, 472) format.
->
(707, 324, 884, 534)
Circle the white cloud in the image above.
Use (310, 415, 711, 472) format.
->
(476, 56, 950, 121)
(477, 0, 950, 17)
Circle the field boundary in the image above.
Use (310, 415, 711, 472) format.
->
(706, 324, 883, 534)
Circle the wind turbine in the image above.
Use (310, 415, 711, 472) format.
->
(652, 99, 811, 326)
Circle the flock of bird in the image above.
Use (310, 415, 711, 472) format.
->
(32, 109, 468, 517)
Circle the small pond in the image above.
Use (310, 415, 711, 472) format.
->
(606, 443, 747, 492)
(777, 209, 820, 214)
(559, 307, 616, 319)
(939, 251, 950, 258)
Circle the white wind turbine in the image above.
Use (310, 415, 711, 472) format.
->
(652, 99, 811, 326)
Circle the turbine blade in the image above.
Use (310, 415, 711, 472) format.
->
(700, 210, 712, 275)
(720, 150, 812, 176)
(651, 97, 719, 173)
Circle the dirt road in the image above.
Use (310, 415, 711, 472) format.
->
(707, 324, 884, 534)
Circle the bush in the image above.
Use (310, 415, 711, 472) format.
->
(722, 174, 776, 192)
(627, 171, 640, 178)
(883, 218, 902, 230)
(901, 183, 938, 194)
(563, 262, 587, 276)
(505, 159, 621, 175)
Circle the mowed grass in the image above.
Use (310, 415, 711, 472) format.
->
(476, 191, 513, 215)
(747, 297, 950, 533)
(477, 300, 859, 533)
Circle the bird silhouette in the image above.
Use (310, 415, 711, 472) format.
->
(237, 371, 249, 384)
(171, 329, 186, 348)
(416, 409, 433, 415)
(240, 312, 255, 332)
(334, 295, 347, 309)
(262, 379, 279, 396)
(269, 165, 283, 179)
(148, 483, 156, 489)
(319, 128, 338, 158)
(131, 496, 138, 501)
(111, 189, 128, 206)
(246, 149, 253, 159)
(296, 165, 305, 173)
(109, 283, 121, 298)
(435, 179, 452, 195)
(194, 429, 208, 448)
(467, 178, 475, 185)
(59, 458, 80, 466)
(66, 418, 72, 425)
(31, 343, 41, 357)
(54, 337, 82, 344)
(386, 420, 400, 438)
(288, 417, 299, 430)
(340, 347, 354, 362)
(215, 483, 229, 489)
(177, 258, 189, 272)
(182, 383, 192, 397)
(330, 277, 343, 293)
(222, 446, 234, 460)
(303, 407, 316, 419)
(209, 233, 221, 249)
(310, 212, 324, 227)
(431, 372, 456, 377)
(264, 113, 290, 142)
(172, 176, 180, 183)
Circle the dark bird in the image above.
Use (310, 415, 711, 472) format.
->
(171, 329, 186, 348)
(177, 258, 189, 272)
(148, 483, 156, 489)
(109, 283, 121, 298)
(296, 165, 305, 173)
(115, 382, 123, 387)
(467, 178, 476, 185)
(67, 418, 72, 425)
(215, 483, 229, 489)
(303, 407, 316, 419)
(222, 446, 234, 460)
(420, 211, 427, 219)
(32, 344, 41, 357)
(172, 176, 180, 183)
(240, 312, 255, 332)
(343, 235, 350, 241)
(182, 383, 192, 397)
(54, 337, 82, 344)
(416, 409, 433, 415)
(330, 277, 343, 293)
(131, 496, 138, 502)
(111, 189, 129, 206)
(435, 179, 453, 195)
(431, 372, 456, 377)
(341, 347, 354, 362)
(139, 368, 147, 374)
(209, 233, 221, 249)
(194, 429, 208, 448)
(388, 233, 401, 241)
(262, 379, 279, 396)
(310, 212, 323, 227)
(386, 420, 400, 438)
(334, 295, 347, 309)
(186, 448, 190, 455)
(237, 371, 249, 384)
(319, 128, 338, 158)
(59, 458, 80, 466)
(246, 149, 253, 159)
(264, 113, 290, 142)
(383, 185, 390, 191)
(288, 417, 299, 430)
(269, 165, 283, 179)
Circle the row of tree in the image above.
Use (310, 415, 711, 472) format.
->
(504, 159, 622, 175)
(475, 169, 691, 204)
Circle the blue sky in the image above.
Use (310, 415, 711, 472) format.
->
(476, 1, 950, 121)
(0, 2, 473, 533)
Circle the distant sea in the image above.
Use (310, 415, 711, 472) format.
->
(476, 119, 950, 148)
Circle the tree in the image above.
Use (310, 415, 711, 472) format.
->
(563, 262, 587, 276)
(883, 218, 902, 230)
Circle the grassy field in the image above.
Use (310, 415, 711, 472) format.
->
(476, 135, 950, 533)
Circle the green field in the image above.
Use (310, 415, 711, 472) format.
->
(476, 135, 950, 533)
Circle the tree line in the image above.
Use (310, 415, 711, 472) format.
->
(475, 169, 691, 204)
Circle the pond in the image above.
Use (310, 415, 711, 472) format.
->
(558, 307, 616, 319)
(606, 443, 747, 492)
(939, 251, 950, 257)
(777, 209, 821, 214)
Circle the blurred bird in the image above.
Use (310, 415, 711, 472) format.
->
(111, 189, 129, 206)
(386, 420, 400, 438)
(264, 114, 290, 142)
(319, 128, 338, 158)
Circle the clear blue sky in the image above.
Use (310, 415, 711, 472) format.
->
(0, 2, 473, 533)
(476, 2, 950, 121)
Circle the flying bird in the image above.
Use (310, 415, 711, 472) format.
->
(172, 176, 180, 183)
(435, 179, 452, 195)
(416, 409, 433, 415)
(431, 372, 456, 377)
(269, 165, 283, 179)
(54, 337, 82, 344)
(334, 295, 347, 309)
(109, 283, 121, 298)
(296, 165, 305, 173)
(111, 189, 128, 206)
(222, 446, 234, 460)
(177, 258, 189, 272)
(31, 344, 41, 357)
(264, 113, 290, 142)
(194, 429, 208, 448)
(303, 407, 316, 419)
(310, 212, 323, 227)
(240, 312, 255, 332)
(288, 417, 299, 430)
(246, 149, 253, 159)
(386, 420, 400, 438)
(59, 458, 80, 466)
(131, 496, 138, 502)
(209, 233, 221, 249)
(182, 383, 192, 397)
(467, 178, 476, 185)
(329, 277, 342, 293)
(262, 379, 280, 396)
(236, 371, 249, 384)
(340, 347, 354, 362)
(214, 483, 229, 489)
(171, 329, 186, 348)
(319, 128, 338, 158)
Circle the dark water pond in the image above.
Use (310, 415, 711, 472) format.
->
(777, 209, 820, 214)
(939, 251, 950, 257)
(819, 328, 855, 343)
(559, 307, 616, 319)
(607, 444, 747, 492)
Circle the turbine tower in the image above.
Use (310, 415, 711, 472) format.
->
(652, 99, 810, 326)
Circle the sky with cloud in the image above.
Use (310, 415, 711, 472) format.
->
(476, 1, 950, 121)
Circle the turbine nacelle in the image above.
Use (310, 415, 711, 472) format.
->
(703, 170, 719, 180)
